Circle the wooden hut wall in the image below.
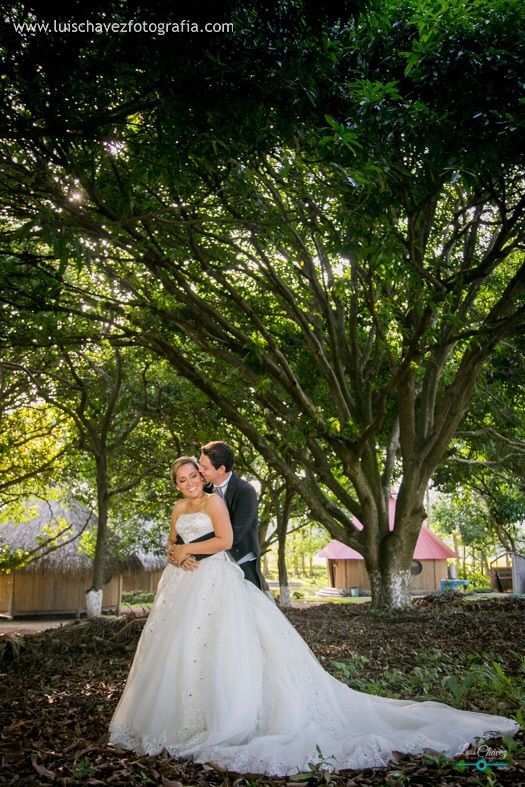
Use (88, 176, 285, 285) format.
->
(8, 572, 88, 615)
(410, 560, 448, 591)
(328, 559, 448, 593)
(101, 577, 121, 609)
(121, 569, 164, 594)
(0, 573, 14, 616)
(1, 569, 164, 616)
(331, 560, 371, 592)
(5, 573, 121, 616)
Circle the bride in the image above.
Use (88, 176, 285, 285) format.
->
(109, 456, 519, 776)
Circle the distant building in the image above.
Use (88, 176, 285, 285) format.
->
(0, 499, 166, 617)
(317, 495, 457, 594)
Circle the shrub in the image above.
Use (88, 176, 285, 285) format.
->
(122, 590, 155, 605)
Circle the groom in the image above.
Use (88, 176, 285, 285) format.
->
(197, 441, 264, 590)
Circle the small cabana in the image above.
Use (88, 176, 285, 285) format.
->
(317, 496, 458, 594)
(0, 499, 166, 617)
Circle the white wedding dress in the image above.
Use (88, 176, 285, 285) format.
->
(109, 513, 519, 776)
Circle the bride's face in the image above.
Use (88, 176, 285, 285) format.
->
(175, 463, 204, 498)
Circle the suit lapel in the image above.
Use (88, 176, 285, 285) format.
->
(224, 473, 237, 506)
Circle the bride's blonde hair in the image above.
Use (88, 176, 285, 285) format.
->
(170, 455, 200, 485)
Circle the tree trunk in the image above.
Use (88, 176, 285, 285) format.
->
(365, 484, 426, 610)
(279, 584, 291, 607)
(368, 565, 412, 609)
(276, 488, 294, 608)
(87, 452, 109, 618)
(278, 532, 290, 608)
(491, 516, 515, 554)
(86, 588, 103, 617)
(366, 517, 414, 609)
(292, 545, 300, 578)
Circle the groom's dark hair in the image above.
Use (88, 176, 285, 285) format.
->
(201, 441, 235, 472)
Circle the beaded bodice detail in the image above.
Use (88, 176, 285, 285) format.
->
(176, 512, 215, 543)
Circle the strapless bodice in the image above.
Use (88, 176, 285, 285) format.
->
(176, 512, 214, 543)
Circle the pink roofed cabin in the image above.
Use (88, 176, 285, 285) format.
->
(317, 494, 457, 596)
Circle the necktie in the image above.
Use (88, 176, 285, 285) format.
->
(214, 485, 224, 498)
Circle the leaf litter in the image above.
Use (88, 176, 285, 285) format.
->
(1, 595, 524, 785)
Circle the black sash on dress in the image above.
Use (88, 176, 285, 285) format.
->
(175, 530, 214, 561)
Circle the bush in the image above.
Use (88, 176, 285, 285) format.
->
(460, 569, 490, 587)
(122, 590, 155, 605)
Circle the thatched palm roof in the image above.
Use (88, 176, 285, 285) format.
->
(0, 499, 166, 576)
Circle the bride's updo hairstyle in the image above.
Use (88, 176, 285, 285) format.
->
(170, 456, 200, 486)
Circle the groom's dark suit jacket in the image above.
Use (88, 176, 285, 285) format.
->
(205, 472, 264, 589)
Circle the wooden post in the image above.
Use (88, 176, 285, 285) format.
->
(116, 573, 121, 617)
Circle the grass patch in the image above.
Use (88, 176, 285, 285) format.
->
(332, 647, 525, 722)
(121, 590, 155, 606)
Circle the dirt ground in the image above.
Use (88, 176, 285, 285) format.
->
(0, 618, 72, 635)
(1, 595, 524, 786)
(0, 602, 321, 635)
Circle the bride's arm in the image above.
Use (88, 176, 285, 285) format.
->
(166, 500, 184, 552)
(167, 501, 197, 569)
(169, 496, 233, 565)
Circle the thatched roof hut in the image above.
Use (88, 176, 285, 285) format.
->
(0, 499, 166, 617)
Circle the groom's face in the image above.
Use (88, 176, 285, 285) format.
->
(199, 453, 223, 485)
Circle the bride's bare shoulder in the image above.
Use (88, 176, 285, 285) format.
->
(204, 492, 225, 507)
(170, 499, 187, 521)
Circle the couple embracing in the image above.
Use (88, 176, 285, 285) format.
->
(166, 440, 265, 591)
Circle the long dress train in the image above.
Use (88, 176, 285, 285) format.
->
(109, 513, 519, 776)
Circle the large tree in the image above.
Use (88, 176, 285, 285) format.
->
(2, 0, 525, 607)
